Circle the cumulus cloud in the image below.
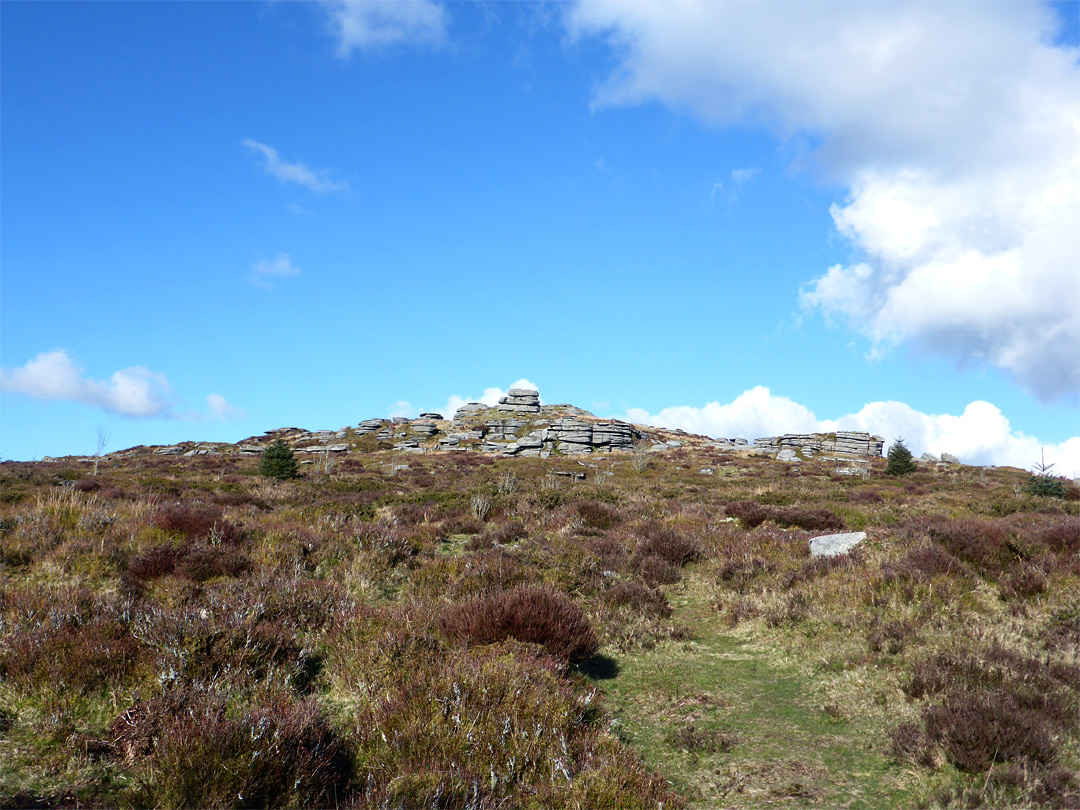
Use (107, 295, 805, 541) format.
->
(1, 349, 172, 418)
(323, 0, 447, 56)
(624, 386, 818, 441)
(249, 253, 301, 288)
(243, 138, 347, 194)
(567, 1, 1080, 400)
(619, 387, 1080, 476)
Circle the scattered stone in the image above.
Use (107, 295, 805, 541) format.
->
(835, 466, 868, 477)
(810, 531, 867, 558)
(237, 445, 262, 455)
(550, 470, 586, 481)
(699, 468, 714, 475)
(154, 446, 184, 455)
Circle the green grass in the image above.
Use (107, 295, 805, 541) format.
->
(596, 571, 916, 808)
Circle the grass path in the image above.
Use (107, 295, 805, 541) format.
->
(594, 577, 916, 809)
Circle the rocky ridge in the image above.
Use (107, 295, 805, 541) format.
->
(80, 386, 957, 467)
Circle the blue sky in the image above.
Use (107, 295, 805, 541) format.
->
(2, 1, 1078, 472)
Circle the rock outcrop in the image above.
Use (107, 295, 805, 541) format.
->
(754, 431, 884, 458)
(497, 388, 541, 413)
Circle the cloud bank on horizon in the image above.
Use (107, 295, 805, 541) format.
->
(567, 0, 1080, 402)
(620, 386, 1080, 477)
(0, 350, 242, 423)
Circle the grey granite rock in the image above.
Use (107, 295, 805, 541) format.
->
(941, 453, 961, 464)
(810, 531, 866, 558)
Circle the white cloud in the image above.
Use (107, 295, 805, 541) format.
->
(618, 387, 1080, 475)
(388, 400, 418, 419)
(250, 253, 301, 288)
(243, 138, 347, 194)
(567, 1, 1080, 401)
(1, 349, 172, 418)
(323, 0, 447, 56)
(731, 167, 760, 184)
(206, 393, 244, 422)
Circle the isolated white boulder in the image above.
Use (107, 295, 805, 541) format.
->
(810, 531, 866, 558)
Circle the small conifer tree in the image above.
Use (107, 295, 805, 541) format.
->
(259, 439, 298, 481)
(885, 438, 917, 476)
(1023, 450, 1067, 498)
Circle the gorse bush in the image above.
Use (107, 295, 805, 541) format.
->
(258, 439, 298, 481)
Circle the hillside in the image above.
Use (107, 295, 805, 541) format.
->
(1, 400, 1077, 809)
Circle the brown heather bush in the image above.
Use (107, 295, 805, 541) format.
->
(881, 542, 969, 584)
(866, 619, 916, 655)
(725, 501, 843, 532)
(488, 518, 528, 544)
(439, 511, 484, 536)
(999, 561, 1049, 600)
(923, 692, 1058, 771)
(125, 543, 250, 587)
(0, 613, 144, 697)
(631, 553, 683, 586)
(726, 501, 769, 528)
(577, 500, 622, 530)
(113, 688, 350, 808)
(349, 641, 681, 810)
(73, 477, 101, 493)
(153, 502, 244, 543)
(636, 525, 703, 566)
(602, 580, 672, 619)
(440, 586, 599, 664)
(905, 516, 1012, 574)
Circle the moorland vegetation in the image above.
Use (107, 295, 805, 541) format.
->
(0, 440, 1077, 808)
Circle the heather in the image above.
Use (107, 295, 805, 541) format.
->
(0, 445, 1077, 808)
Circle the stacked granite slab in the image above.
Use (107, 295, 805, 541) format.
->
(540, 418, 643, 455)
(497, 388, 541, 413)
(409, 421, 439, 438)
(355, 418, 386, 435)
(484, 419, 527, 441)
(453, 402, 490, 420)
(754, 431, 884, 458)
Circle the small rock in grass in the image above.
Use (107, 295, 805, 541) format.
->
(810, 531, 866, 558)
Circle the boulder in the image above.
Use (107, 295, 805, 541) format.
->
(419, 412, 443, 420)
(941, 453, 961, 464)
(810, 531, 866, 558)
(920, 453, 939, 463)
(497, 388, 540, 413)
(777, 448, 798, 462)
(453, 402, 489, 419)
